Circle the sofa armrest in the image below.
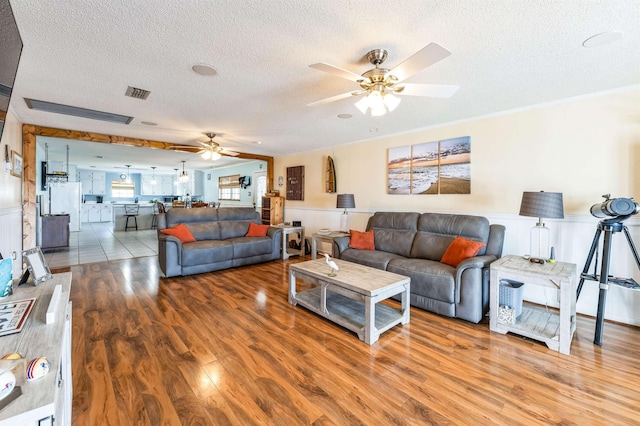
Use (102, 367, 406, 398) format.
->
(453, 254, 497, 303)
(333, 236, 351, 258)
(267, 226, 282, 257)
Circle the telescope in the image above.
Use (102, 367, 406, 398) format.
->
(590, 194, 640, 219)
(579, 193, 640, 347)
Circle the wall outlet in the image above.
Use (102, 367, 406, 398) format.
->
(11, 251, 17, 260)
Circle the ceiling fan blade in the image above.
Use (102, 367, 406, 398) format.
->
(309, 63, 364, 83)
(307, 91, 359, 107)
(396, 83, 460, 98)
(389, 43, 452, 83)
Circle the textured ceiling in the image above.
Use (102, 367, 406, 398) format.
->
(7, 0, 640, 173)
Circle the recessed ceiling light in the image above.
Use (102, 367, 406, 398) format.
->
(582, 31, 623, 48)
(141, 121, 158, 126)
(253, 141, 263, 145)
(337, 113, 353, 119)
(192, 64, 218, 76)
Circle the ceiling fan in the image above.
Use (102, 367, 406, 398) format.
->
(308, 42, 459, 116)
(170, 132, 239, 160)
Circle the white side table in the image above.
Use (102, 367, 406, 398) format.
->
(311, 231, 349, 259)
(281, 226, 305, 260)
(490, 255, 577, 355)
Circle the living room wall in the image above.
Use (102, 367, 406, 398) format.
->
(274, 86, 640, 326)
(0, 109, 24, 278)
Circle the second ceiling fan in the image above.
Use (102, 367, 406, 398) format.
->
(170, 132, 239, 160)
(308, 42, 459, 116)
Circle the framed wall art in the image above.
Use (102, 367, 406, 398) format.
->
(10, 150, 22, 178)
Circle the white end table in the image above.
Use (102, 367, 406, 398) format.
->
(281, 226, 305, 260)
(311, 231, 349, 259)
(490, 255, 577, 355)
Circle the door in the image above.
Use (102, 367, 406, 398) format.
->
(253, 171, 267, 211)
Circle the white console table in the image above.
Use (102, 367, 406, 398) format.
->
(0, 273, 72, 426)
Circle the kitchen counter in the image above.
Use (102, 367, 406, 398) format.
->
(113, 204, 157, 231)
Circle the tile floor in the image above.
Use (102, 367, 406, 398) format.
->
(43, 222, 158, 268)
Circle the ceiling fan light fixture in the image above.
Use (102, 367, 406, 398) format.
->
(354, 96, 370, 114)
(211, 151, 222, 161)
(385, 93, 401, 112)
(201, 150, 211, 160)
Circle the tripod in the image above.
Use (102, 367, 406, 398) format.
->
(577, 216, 640, 346)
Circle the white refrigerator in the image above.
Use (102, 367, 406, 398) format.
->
(49, 182, 82, 231)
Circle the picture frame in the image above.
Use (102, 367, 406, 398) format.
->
(10, 150, 23, 178)
(21, 247, 52, 285)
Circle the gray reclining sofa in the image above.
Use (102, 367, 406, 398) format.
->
(333, 212, 505, 323)
(157, 207, 282, 277)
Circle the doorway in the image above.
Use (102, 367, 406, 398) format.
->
(253, 171, 267, 212)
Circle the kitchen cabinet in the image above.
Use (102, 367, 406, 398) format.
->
(79, 170, 106, 195)
(141, 174, 175, 195)
(82, 204, 112, 223)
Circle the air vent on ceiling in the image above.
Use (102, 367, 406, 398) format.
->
(24, 98, 133, 124)
(125, 86, 151, 100)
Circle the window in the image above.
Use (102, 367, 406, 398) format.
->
(218, 174, 240, 201)
(111, 180, 135, 198)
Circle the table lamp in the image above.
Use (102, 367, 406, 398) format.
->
(336, 194, 355, 232)
(519, 191, 564, 259)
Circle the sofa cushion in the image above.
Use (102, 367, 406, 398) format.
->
(181, 240, 233, 267)
(387, 258, 456, 304)
(367, 212, 420, 257)
(246, 222, 270, 237)
(228, 236, 274, 258)
(160, 224, 196, 243)
(440, 237, 486, 267)
(410, 213, 490, 259)
(166, 207, 218, 227)
(340, 248, 406, 270)
(349, 230, 375, 250)
(186, 222, 221, 241)
(220, 221, 253, 239)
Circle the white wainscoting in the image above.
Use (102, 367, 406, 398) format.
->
(285, 206, 640, 327)
(0, 206, 23, 279)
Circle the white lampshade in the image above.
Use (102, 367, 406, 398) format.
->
(354, 91, 401, 116)
(201, 151, 211, 160)
(211, 151, 222, 161)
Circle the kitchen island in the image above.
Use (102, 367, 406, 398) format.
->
(112, 203, 157, 231)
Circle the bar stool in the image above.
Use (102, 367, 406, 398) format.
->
(124, 204, 139, 231)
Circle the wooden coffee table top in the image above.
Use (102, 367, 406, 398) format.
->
(289, 258, 410, 297)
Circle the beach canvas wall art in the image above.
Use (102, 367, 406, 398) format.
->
(388, 136, 471, 195)
(387, 146, 411, 194)
(438, 136, 471, 194)
(411, 141, 439, 194)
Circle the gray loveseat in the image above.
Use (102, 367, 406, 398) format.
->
(157, 207, 282, 277)
(333, 212, 505, 323)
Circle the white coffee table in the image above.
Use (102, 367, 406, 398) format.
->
(289, 258, 410, 344)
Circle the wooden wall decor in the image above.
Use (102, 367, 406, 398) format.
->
(325, 156, 336, 193)
(286, 166, 304, 201)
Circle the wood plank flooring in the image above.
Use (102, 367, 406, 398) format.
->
(56, 256, 640, 425)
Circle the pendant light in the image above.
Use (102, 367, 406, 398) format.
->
(179, 160, 190, 182)
(151, 166, 157, 185)
(125, 165, 132, 183)
(174, 168, 179, 186)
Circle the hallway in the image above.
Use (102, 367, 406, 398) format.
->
(43, 222, 158, 268)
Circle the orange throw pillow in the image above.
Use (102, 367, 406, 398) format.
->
(349, 230, 375, 250)
(246, 222, 270, 237)
(160, 223, 196, 243)
(440, 236, 486, 267)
